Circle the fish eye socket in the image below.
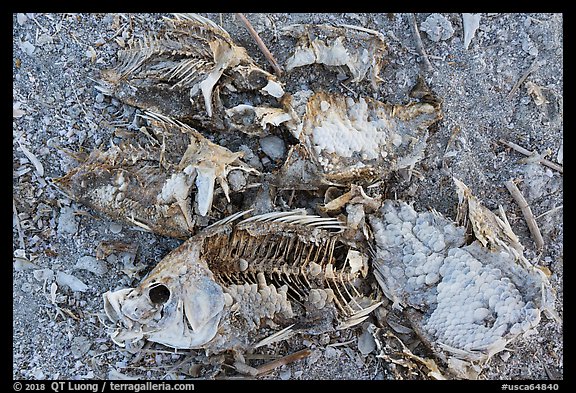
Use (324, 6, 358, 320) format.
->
(148, 284, 171, 305)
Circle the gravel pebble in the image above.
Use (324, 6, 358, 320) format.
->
(259, 135, 286, 161)
(75, 256, 108, 276)
(56, 271, 88, 292)
(57, 206, 78, 235)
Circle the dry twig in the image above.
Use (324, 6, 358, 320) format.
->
(499, 139, 563, 173)
(236, 13, 283, 77)
(255, 348, 311, 375)
(408, 13, 433, 73)
(504, 179, 545, 250)
(13, 198, 26, 250)
(506, 58, 540, 100)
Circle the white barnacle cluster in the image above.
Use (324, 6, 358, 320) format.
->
(370, 201, 464, 309)
(370, 199, 550, 362)
(307, 288, 335, 310)
(310, 96, 394, 160)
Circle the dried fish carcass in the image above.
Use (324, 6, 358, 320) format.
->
(282, 24, 388, 88)
(279, 88, 442, 187)
(103, 210, 382, 352)
(368, 178, 558, 378)
(98, 13, 285, 135)
(55, 113, 257, 239)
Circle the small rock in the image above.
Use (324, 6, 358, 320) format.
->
(522, 35, 539, 56)
(499, 351, 511, 361)
(420, 14, 454, 42)
(18, 40, 35, 56)
(238, 144, 263, 171)
(557, 143, 563, 165)
(324, 346, 339, 359)
(109, 222, 122, 234)
(37, 33, 53, 46)
(33, 268, 54, 282)
(13, 257, 39, 271)
(56, 271, 88, 292)
(357, 329, 376, 355)
(20, 282, 32, 293)
(74, 256, 108, 276)
(227, 170, 247, 192)
(71, 336, 92, 359)
(306, 349, 322, 366)
(279, 368, 291, 380)
(260, 135, 286, 161)
(16, 13, 28, 25)
(319, 333, 331, 346)
(58, 206, 78, 235)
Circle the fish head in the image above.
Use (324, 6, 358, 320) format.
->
(103, 240, 226, 350)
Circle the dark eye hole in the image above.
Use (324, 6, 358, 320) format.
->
(149, 284, 170, 305)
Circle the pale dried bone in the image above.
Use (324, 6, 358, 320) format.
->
(525, 81, 548, 106)
(462, 13, 481, 50)
(103, 210, 381, 352)
(454, 177, 524, 256)
(98, 13, 285, 134)
(320, 184, 381, 213)
(17, 141, 44, 177)
(282, 24, 387, 88)
(225, 105, 292, 136)
(556, 142, 563, 165)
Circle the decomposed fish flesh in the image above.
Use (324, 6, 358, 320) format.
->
(55, 112, 258, 239)
(97, 13, 286, 135)
(282, 23, 388, 88)
(278, 86, 442, 186)
(103, 210, 382, 352)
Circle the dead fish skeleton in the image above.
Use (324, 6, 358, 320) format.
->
(97, 13, 285, 135)
(103, 210, 382, 352)
(282, 23, 388, 88)
(55, 112, 258, 239)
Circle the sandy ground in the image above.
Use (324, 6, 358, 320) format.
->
(13, 13, 563, 380)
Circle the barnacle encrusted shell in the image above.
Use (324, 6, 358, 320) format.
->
(103, 210, 382, 352)
(55, 113, 257, 239)
(281, 90, 442, 185)
(368, 179, 556, 366)
(97, 13, 285, 134)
